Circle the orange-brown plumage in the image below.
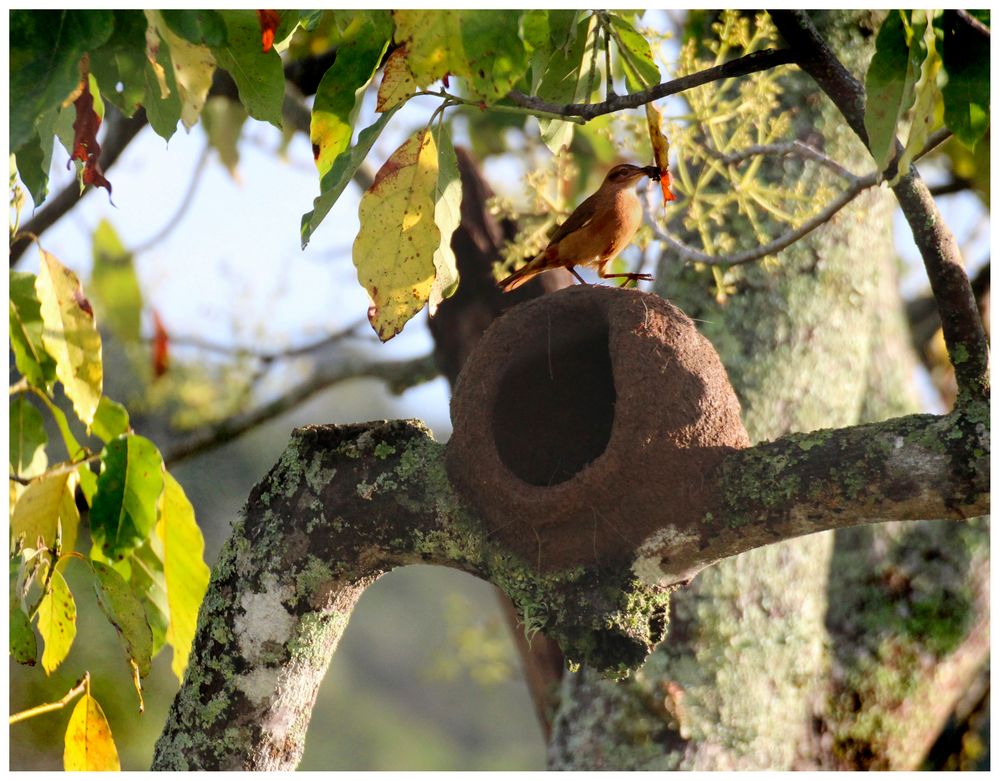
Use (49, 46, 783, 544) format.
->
(499, 163, 660, 292)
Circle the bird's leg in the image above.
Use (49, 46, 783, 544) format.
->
(569, 267, 590, 285)
(599, 271, 655, 286)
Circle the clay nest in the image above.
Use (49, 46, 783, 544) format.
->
(447, 285, 750, 573)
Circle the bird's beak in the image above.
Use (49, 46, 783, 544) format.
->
(642, 166, 662, 182)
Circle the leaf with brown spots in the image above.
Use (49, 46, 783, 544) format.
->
(64, 692, 120, 771)
(352, 128, 441, 341)
(69, 56, 112, 197)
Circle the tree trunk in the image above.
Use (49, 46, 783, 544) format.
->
(547, 11, 988, 770)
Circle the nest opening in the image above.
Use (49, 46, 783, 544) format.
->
(492, 311, 615, 486)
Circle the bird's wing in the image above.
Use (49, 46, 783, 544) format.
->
(546, 191, 601, 246)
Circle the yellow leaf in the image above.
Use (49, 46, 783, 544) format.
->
(376, 46, 419, 112)
(158, 473, 210, 682)
(145, 11, 216, 129)
(352, 128, 441, 341)
(37, 568, 77, 675)
(11, 472, 78, 554)
(35, 252, 103, 426)
(64, 693, 121, 771)
(645, 103, 676, 206)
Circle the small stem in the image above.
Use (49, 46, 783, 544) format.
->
(415, 89, 586, 124)
(10, 377, 29, 396)
(601, 14, 616, 100)
(10, 452, 102, 487)
(10, 673, 90, 725)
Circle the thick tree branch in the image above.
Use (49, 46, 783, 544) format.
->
(507, 47, 795, 120)
(153, 421, 670, 769)
(769, 10, 990, 402)
(154, 389, 988, 768)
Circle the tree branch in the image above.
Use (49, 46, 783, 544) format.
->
(646, 170, 880, 267)
(507, 47, 795, 120)
(162, 352, 439, 467)
(10, 106, 148, 265)
(769, 10, 990, 403)
(153, 394, 988, 768)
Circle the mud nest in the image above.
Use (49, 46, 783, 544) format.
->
(447, 285, 750, 572)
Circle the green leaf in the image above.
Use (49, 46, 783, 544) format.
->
(892, 15, 940, 185)
(13, 138, 49, 206)
(609, 13, 661, 92)
(428, 123, 462, 314)
(300, 105, 401, 248)
(89, 232, 142, 353)
(456, 11, 532, 104)
(35, 252, 103, 426)
(536, 15, 598, 153)
(10, 604, 38, 665)
(161, 9, 228, 47)
(11, 472, 79, 555)
(158, 473, 210, 681)
(10, 270, 57, 389)
(9, 10, 114, 152)
(90, 435, 165, 560)
(143, 22, 183, 141)
(941, 9, 990, 148)
(90, 559, 154, 678)
(864, 11, 925, 169)
(202, 96, 248, 176)
(92, 397, 131, 443)
(37, 568, 77, 674)
(392, 11, 530, 105)
(10, 396, 48, 479)
(90, 10, 149, 119)
(310, 13, 391, 177)
(352, 127, 441, 341)
(27, 390, 97, 505)
(209, 10, 285, 127)
(63, 693, 120, 771)
(146, 11, 217, 130)
(90, 220, 143, 344)
(520, 10, 551, 52)
(129, 533, 169, 659)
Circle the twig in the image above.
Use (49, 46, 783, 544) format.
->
(599, 13, 616, 100)
(131, 143, 211, 255)
(10, 673, 89, 725)
(770, 10, 990, 402)
(705, 140, 857, 181)
(162, 352, 439, 466)
(153, 318, 367, 363)
(507, 47, 796, 120)
(10, 452, 102, 486)
(648, 170, 880, 266)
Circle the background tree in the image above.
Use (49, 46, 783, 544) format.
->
(9, 9, 989, 770)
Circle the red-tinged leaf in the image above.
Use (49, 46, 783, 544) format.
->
(151, 309, 170, 379)
(645, 102, 676, 205)
(257, 10, 280, 53)
(69, 55, 112, 199)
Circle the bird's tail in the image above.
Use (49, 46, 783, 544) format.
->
(498, 249, 554, 292)
(499, 263, 543, 292)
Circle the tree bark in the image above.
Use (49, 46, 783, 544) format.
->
(547, 11, 989, 770)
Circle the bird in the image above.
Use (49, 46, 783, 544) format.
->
(498, 163, 661, 292)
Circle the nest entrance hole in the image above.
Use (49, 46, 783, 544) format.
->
(492, 309, 615, 486)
